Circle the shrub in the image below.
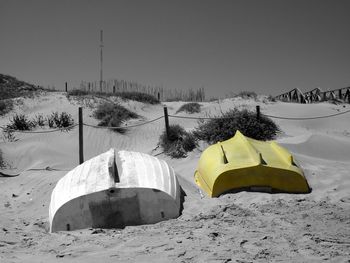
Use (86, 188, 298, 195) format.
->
(2, 129, 17, 142)
(93, 102, 138, 133)
(159, 124, 197, 158)
(0, 99, 13, 116)
(33, 114, 45, 127)
(47, 112, 74, 128)
(7, 114, 33, 130)
(115, 91, 160, 104)
(67, 89, 89, 96)
(267, 95, 277, 102)
(0, 74, 39, 99)
(236, 91, 258, 100)
(176, 102, 201, 114)
(193, 109, 280, 144)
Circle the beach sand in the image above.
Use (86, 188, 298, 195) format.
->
(0, 92, 349, 262)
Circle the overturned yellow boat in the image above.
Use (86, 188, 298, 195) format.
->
(194, 131, 311, 197)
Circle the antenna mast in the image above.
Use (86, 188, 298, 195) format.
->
(100, 29, 103, 92)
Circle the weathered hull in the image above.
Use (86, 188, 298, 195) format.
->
(49, 149, 181, 232)
(195, 131, 311, 197)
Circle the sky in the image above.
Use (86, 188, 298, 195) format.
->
(1, 0, 350, 98)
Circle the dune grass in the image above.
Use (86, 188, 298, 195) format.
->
(47, 112, 74, 128)
(176, 102, 201, 114)
(6, 112, 74, 131)
(0, 99, 13, 116)
(68, 89, 160, 104)
(235, 91, 258, 100)
(93, 102, 138, 133)
(159, 124, 197, 158)
(193, 108, 280, 144)
(0, 74, 40, 100)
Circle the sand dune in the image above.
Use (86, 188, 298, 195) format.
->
(0, 93, 349, 262)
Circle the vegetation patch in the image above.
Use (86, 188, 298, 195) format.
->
(235, 91, 258, 100)
(6, 112, 74, 131)
(267, 95, 277, 102)
(193, 109, 280, 144)
(33, 114, 46, 127)
(0, 99, 13, 116)
(47, 112, 74, 128)
(93, 102, 138, 133)
(68, 89, 159, 104)
(176, 102, 201, 114)
(115, 91, 160, 104)
(0, 74, 41, 100)
(159, 124, 197, 158)
(67, 89, 89, 96)
(7, 114, 34, 131)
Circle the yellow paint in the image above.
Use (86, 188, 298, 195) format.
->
(194, 131, 311, 197)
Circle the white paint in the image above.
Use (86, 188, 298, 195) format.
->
(49, 149, 181, 232)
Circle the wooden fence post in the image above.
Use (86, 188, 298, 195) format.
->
(163, 106, 170, 140)
(79, 107, 84, 164)
(256, 105, 260, 121)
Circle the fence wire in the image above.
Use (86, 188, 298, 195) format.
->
(1, 107, 349, 134)
(168, 114, 233, 120)
(83, 116, 164, 129)
(262, 108, 350, 120)
(0, 124, 78, 134)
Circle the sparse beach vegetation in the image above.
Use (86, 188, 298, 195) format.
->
(93, 102, 138, 133)
(7, 114, 33, 131)
(176, 102, 201, 114)
(47, 112, 74, 128)
(68, 89, 160, 104)
(0, 99, 13, 116)
(193, 108, 280, 143)
(235, 91, 258, 100)
(159, 124, 197, 158)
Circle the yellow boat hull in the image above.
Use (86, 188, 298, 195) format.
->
(194, 131, 311, 197)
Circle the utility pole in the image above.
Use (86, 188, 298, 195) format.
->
(100, 29, 103, 92)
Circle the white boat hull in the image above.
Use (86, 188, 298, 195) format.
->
(49, 149, 181, 232)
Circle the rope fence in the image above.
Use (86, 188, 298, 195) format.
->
(1, 105, 350, 164)
(262, 108, 350, 120)
(168, 114, 233, 120)
(82, 116, 164, 129)
(0, 124, 78, 134)
(1, 107, 349, 134)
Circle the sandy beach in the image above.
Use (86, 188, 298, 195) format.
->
(0, 92, 349, 262)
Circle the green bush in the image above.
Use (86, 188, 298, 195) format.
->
(159, 124, 197, 158)
(93, 102, 138, 133)
(0, 100, 13, 116)
(176, 102, 201, 114)
(193, 109, 280, 144)
(47, 112, 74, 128)
(7, 114, 33, 131)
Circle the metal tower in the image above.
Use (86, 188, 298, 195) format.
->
(100, 30, 103, 92)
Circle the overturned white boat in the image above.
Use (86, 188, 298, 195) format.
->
(49, 149, 181, 232)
